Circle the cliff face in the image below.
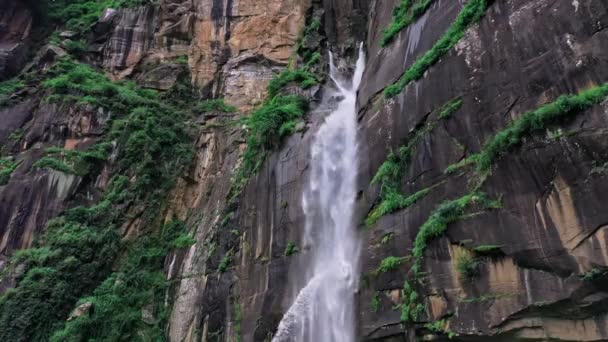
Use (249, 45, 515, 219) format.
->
(1, 0, 608, 341)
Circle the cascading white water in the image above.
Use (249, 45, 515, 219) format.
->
(273, 46, 365, 342)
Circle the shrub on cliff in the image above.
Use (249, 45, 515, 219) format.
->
(0, 59, 194, 341)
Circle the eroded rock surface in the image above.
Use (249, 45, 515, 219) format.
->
(1, 0, 608, 341)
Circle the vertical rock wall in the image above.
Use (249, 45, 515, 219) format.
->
(2, 0, 608, 341)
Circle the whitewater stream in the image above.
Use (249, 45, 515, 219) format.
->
(273, 46, 365, 341)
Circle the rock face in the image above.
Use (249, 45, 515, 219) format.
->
(0, 100, 109, 277)
(1, 0, 608, 341)
(355, 0, 608, 340)
(0, 0, 32, 79)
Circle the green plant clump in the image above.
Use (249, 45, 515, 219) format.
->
(384, 0, 488, 98)
(424, 319, 456, 339)
(267, 68, 318, 98)
(0, 158, 20, 185)
(196, 99, 237, 113)
(371, 292, 381, 312)
(33, 144, 111, 176)
(33, 157, 75, 174)
(398, 280, 425, 322)
(582, 268, 606, 282)
(218, 252, 233, 273)
(439, 98, 463, 119)
(284, 242, 299, 257)
(473, 244, 503, 255)
(0, 78, 25, 106)
(381, 0, 436, 47)
(367, 187, 431, 226)
(411, 192, 500, 275)
(455, 251, 480, 280)
(376, 256, 407, 275)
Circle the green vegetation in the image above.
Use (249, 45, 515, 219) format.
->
(381, 0, 436, 47)
(367, 187, 431, 226)
(424, 319, 456, 339)
(229, 95, 308, 201)
(0, 58, 194, 341)
(380, 233, 394, 245)
(384, 0, 488, 98)
(365, 134, 423, 226)
(174, 55, 189, 65)
(439, 98, 463, 119)
(0, 78, 25, 106)
(284, 242, 299, 257)
(64, 39, 88, 55)
(50, 218, 191, 341)
(33, 145, 111, 176)
(472, 84, 608, 172)
(473, 244, 503, 256)
(218, 252, 233, 273)
(376, 256, 407, 275)
(45, 0, 150, 33)
(233, 301, 243, 342)
(0, 158, 20, 185)
(412, 192, 500, 275)
(171, 234, 196, 249)
(398, 280, 425, 322)
(33, 157, 75, 174)
(196, 99, 237, 113)
(8, 129, 24, 142)
(267, 68, 318, 98)
(371, 292, 381, 312)
(582, 268, 606, 282)
(366, 96, 459, 226)
(455, 250, 480, 280)
(444, 156, 476, 174)
(296, 18, 321, 60)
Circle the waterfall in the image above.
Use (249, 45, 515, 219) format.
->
(273, 45, 366, 342)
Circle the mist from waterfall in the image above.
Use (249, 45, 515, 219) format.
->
(273, 46, 365, 342)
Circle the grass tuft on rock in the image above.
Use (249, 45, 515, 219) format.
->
(0, 158, 20, 185)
